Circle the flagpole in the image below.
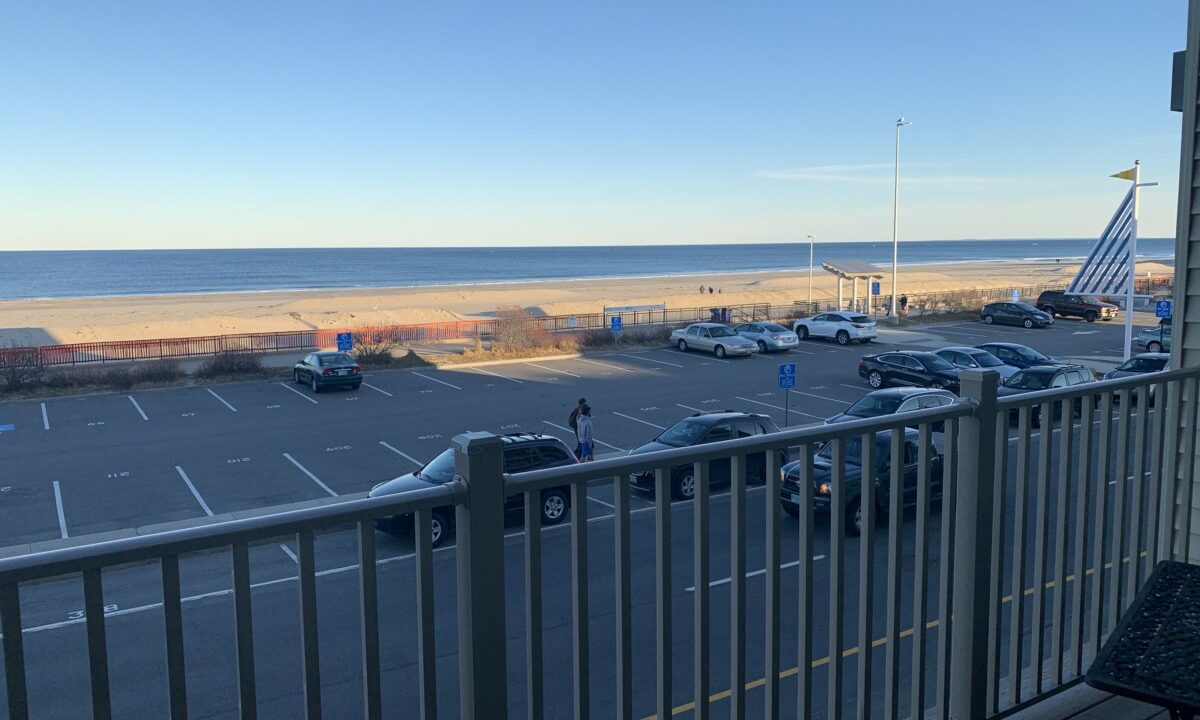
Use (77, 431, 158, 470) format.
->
(1124, 160, 1141, 360)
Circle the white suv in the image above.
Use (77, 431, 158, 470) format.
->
(793, 311, 878, 345)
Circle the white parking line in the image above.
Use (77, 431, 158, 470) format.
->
(40, 403, 49, 430)
(278, 382, 320, 404)
(663, 349, 730, 364)
(789, 389, 851, 405)
(283, 453, 338, 497)
(734, 396, 824, 420)
(379, 441, 423, 466)
(361, 382, 394, 397)
(619, 353, 684, 369)
(542, 421, 626, 452)
(471, 367, 524, 383)
(128, 395, 149, 421)
(612, 411, 666, 430)
(206, 388, 238, 412)
(839, 383, 867, 391)
(175, 466, 214, 516)
(52, 481, 68, 539)
(576, 358, 636, 373)
(278, 544, 299, 563)
(412, 372, 461, 390)
(587, 496, 616, 510)
(525, 362, 581, 378)
(676, 403, 704, 413)
(687, 555, 828, 591)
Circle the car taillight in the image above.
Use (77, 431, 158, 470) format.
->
(322, 368, 333, 376)
(353, 366, 361, 374)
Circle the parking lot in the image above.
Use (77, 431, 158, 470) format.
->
(0, 313, 1154, 718)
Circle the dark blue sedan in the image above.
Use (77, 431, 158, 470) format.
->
(974, 342, 1061, 370)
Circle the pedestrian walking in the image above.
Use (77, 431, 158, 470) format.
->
(576, 405, 594, 462)
(699, 284, 706, 294)
(899, 294, 909, 317)
(568, 397, 586, 458)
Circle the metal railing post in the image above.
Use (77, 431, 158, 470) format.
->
(453, 432, 509, 719)
(949, 369, 999, 720)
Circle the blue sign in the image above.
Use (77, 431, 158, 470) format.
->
(1012, 289, 1020, 303)
(336, 332, 353, 351)
(610, 316, 622, 333)
(871, 281, 881, 296)
(568, 317, 577, 328)
(1155, 299, 1172, 319)
(0, 424, 14, 433)
(778, 363, 797, 389)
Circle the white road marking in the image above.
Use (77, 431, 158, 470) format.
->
(278, 544, 299, 563)
(542, 421, 626, 452)
(206, 388, 238, 412)
(664, 349, 730, 364)
(687, 555, 828, 591)
(278, 382, 319, 404)
(734, 396, 825, 420)
(361, 382, 394, 397)
(587, 496, 616, 510)
(378, 441, 423, 466)
(612, 411, 666, 430)
(41, 403, 49, 430)
(676, 403, 704, 413)
(789, 389, 851, 405)
(619, 352, 684, 369)
(282, 453, 338, 497)
(577, 358, 636, 373)
(525, 362, 580, 378)
(784, 348, 816, 355)
(175, 466, 214, 516)
(839, 383, 867, 391)
(52, 481, 68, 539)
(1072, 331, 1100, 335)
(127, 395, 149, 421)
(412, 372, 461, 390)
(470, 367, 523, 383)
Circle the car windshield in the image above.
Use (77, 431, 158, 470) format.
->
(970, 352, 1004, 367)
(846, 395, 903, 417)
(1017, 346, 1049, 361)
(1014, 302, 1040, 313)
(1122, 357, 1167, 372)
(762, 323, 789, 332)
(708, 326, 735, 337)
(320, 353, 355, 366)
(849, 315, 872, 324)
(922, 355, 954, 371)
(418, 449, 457, 484)
(815, 436, 864, 466)
(1004, 371, 1052, 390)
(656, 419, 710, 447)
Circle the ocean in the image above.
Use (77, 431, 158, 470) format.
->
(0, 239, 1176, 301)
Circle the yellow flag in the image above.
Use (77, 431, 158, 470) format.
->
(1110, 167, 1137, 181)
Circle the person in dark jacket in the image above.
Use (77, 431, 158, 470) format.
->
(568, 397, 587, 458)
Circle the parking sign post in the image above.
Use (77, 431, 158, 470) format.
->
(778, 363, 796, 427)
(336, 332, 352, 352)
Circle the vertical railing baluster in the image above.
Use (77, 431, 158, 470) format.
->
(1158, 381, 1182, 564)
(730, 455, 747, 720)
(1108, 389, 1133, 631)
(797, 444, 815, 720)
(884, 428, 905, 720)
(764, 448, 782, 720)
(912, 423, 934, 720)
(1050, 399, 1073, 686)
(524, 490, 544, 720)
(415, 511, 438, 720)
(297, 530, 322, 720)
(83, 569, 112, 720)
(936, 417, 957, 717)
(829, 437, 846, 720)
(1182, 378, 1200, 562)
(614, 476, 633, 720)
(161, 555, 188, 720)
(1008, 405, 1031, 707)
(1071, 396, 1093, 678)
(1145, 381, 1167, 576)
(655, 467, 672, 720)
(857, 432, 876, 720)
(1, 582, 29, 720)
(1127, 388, 1149, 607)
(357, 521, 382, 720)
(232, 542, 257, 720)
(987, 412, 1009, 713)
(571, 481, 590, 720)
(1030, 401, 1053, 694)
(1089, 392, 1113, 656)
(694, 460, 711, 720)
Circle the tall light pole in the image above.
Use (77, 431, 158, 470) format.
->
(807, 234, 816, 307)
(890, 117, 911, 320)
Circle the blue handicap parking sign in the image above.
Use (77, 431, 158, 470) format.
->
(778, 363, 797, 389)
(336, 332, 353, 351)
(610, 316, 622, 332)
(871, 281, 881, 296)
(1155, 300, 1172, 319)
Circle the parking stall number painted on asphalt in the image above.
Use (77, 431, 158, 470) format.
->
(226, 457, 251, 464)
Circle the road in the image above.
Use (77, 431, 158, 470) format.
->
(0, 314, 1156, 718)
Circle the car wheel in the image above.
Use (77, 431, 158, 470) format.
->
(781, 501, 800, 518)
(540, 489, 569, 525)
(868, 370, 884, 389)
(429, 510, 450, 547)
(293, 370, 303, 384)
(930, 380, 945, 390)
(757, 340, 768, 353)
(836, 330, 850, 345)
(845, 497, 863, 536)
(1042, 306, 1056, 317)
(983, 314, 994, 324)
(1023, 318, 1034, 329)
(311, 376, 321, 393)
(672, 469, 696, 500)
(714, 345, 726, 359)
(1085, 311, 1097, 323)
(1148, 341, 1162, 353)
(677, 339, 688, 352)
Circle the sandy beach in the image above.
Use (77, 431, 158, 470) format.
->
(0, 258, 1175, 346)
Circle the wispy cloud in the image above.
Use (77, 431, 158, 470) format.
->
(756, 163, 999, 185)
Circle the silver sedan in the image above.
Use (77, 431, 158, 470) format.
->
(733, 322, 800, 353)
(669, 323, 758, 358)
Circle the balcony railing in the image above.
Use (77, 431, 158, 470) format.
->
(0, 366, 1197, 719)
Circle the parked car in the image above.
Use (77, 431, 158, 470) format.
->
(628, 411, 784, 499)
(858, 351, 961, 392)
(996, 364, 1097, 425)
(1035, 290, 1118, 322)
(933, 346, 1019, 380)
(1104, 352, 1169, 406)
(293, 351, 362, 392)
(670, 323, 758, 358)
(823, 387, 957, 428)
(974, 342, 1061, 370)
(979, 302, 1054, 328)
(732, 322, 800, 353)
(370, 433, 576, 546)
(793, 311, 878, 345)
(1136, 320, 1172, 353)
(778, 428, 944, 535)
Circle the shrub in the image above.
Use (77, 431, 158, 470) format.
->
(351, 332, 404, 367)
(133, 359, 184, 383)
(197, 353, 264, 378)
(493, 306, 553, 349)
(100, 366, 134, 390)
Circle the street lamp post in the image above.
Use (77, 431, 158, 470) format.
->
(807, 234, 816, 307)
(890, 117, 911, 320)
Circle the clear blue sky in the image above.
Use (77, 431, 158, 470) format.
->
(0, 1, 1186, 249)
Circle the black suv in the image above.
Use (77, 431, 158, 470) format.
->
(370, 433, 576, 546)
(628, 411, 783, 499)
(778, 429, 944, 535)
(858, 351, 961, 392)
(1035, 290, 1118, 322)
